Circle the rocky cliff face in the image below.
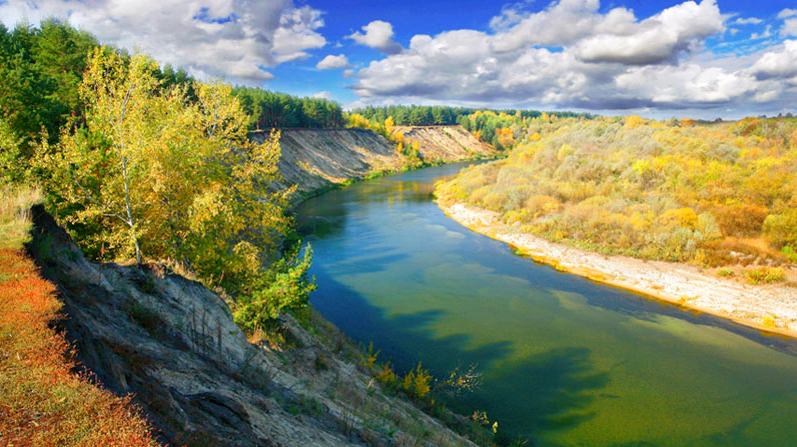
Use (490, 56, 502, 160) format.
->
(253, 126, 493, 194)
(29, 206, 477, 447)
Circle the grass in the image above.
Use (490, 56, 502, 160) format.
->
(0, 185, 41, 250)
(0, 185, 158, 446)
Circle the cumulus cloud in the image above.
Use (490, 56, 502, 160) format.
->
(574, 0, 724, 65)
(347, 20, 402, 54)
(615, 64, 756, 106)
(0, 0, 326, 82)
(351, 0, 797, 116)
(316, 54, 350, 69)
(751, 40, 797, 80)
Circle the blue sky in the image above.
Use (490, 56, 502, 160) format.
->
(1, 0, 797, 119)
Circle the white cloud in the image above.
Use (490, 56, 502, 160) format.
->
(778, 9, 797, 19)
(342, 69, 355, 78)
(0, 0, 326, 82)
(733, 17, 763, 25)
(751, 40, 797, 80)
(347, 20, 402, 54)
(351, 0, 797, 116)
(316, 54, 350, 69)
(781, 19, 797, 38)
(752, 25, 773, 40)
(574, 0, 724, 65)
(312, 91, 332, 100)
(615, 64, 756, 105)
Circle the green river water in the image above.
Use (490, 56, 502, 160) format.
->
(295, 162, 797, 446)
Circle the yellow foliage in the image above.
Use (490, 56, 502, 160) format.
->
(36, 48, 293, 295)
(623, 115, 645, 130)
(557, 144, 575, 160)
(437, 113, 797, 268)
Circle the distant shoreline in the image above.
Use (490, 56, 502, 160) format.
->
(437, 199, 797, 339)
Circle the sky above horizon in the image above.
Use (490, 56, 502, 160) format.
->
(1, 0, 796, 119)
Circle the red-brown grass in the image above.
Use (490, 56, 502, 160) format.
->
(0, 186, 159, 446)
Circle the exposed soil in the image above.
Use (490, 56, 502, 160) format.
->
(252, 127, 495, 194)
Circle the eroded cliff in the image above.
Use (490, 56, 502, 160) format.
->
(29, 206, 478, 447)
(392, 126, 494, 162)
(254, 126, 494, 194)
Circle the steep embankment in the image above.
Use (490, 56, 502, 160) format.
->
(27, 206, 479, 447)
(392, 126, 494, 162)
(253, 126, 494, 194)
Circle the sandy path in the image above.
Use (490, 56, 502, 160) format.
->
(438, 200, 797, 339)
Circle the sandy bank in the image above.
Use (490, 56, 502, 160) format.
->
(438, 200, 797, 339)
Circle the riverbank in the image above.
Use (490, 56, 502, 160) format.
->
(437, 199, 797, 339)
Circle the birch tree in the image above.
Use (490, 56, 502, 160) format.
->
(39, 48, 293, 279)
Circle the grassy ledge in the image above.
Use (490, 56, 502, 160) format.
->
(0, 185, 158, 446)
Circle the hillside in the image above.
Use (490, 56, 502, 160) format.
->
(437, 116, 797, 268)
(392, 126, 494, 162)
(24, 204, 481, 447)
(257, 126, 494, 194)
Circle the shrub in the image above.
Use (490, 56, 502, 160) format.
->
(782, 245, 797, 263)
(232, 243, 316, 332)
(763, 210, 797, 248)
(745, 267, 786, 285)
(715, 204, 769, 237)
(525, 195, 562, 218)
(376, 362, 397, 386)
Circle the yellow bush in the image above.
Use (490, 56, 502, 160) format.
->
(745, 267, 786, 285)
(525, 195, 563, 217)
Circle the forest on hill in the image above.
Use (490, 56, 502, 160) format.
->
(437, 115, 797, 276)
(0, 19, 343, 165)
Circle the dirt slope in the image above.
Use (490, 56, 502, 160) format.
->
(392, 126, 494, 162)
(252, 126, 494, 194)
(29, 206, 478, 447)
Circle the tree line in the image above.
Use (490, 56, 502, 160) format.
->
(233, 87, 344, 129)
(350, 105, 589, 127)
(0, 20, 342, 166)
(347, 105, 592, 149)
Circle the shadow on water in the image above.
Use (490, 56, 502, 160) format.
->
(310, 261, 608, 441)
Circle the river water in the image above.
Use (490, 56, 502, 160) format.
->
(295, 162, 797, 446)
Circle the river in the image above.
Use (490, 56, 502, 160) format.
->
(295, 162, 797, 446)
